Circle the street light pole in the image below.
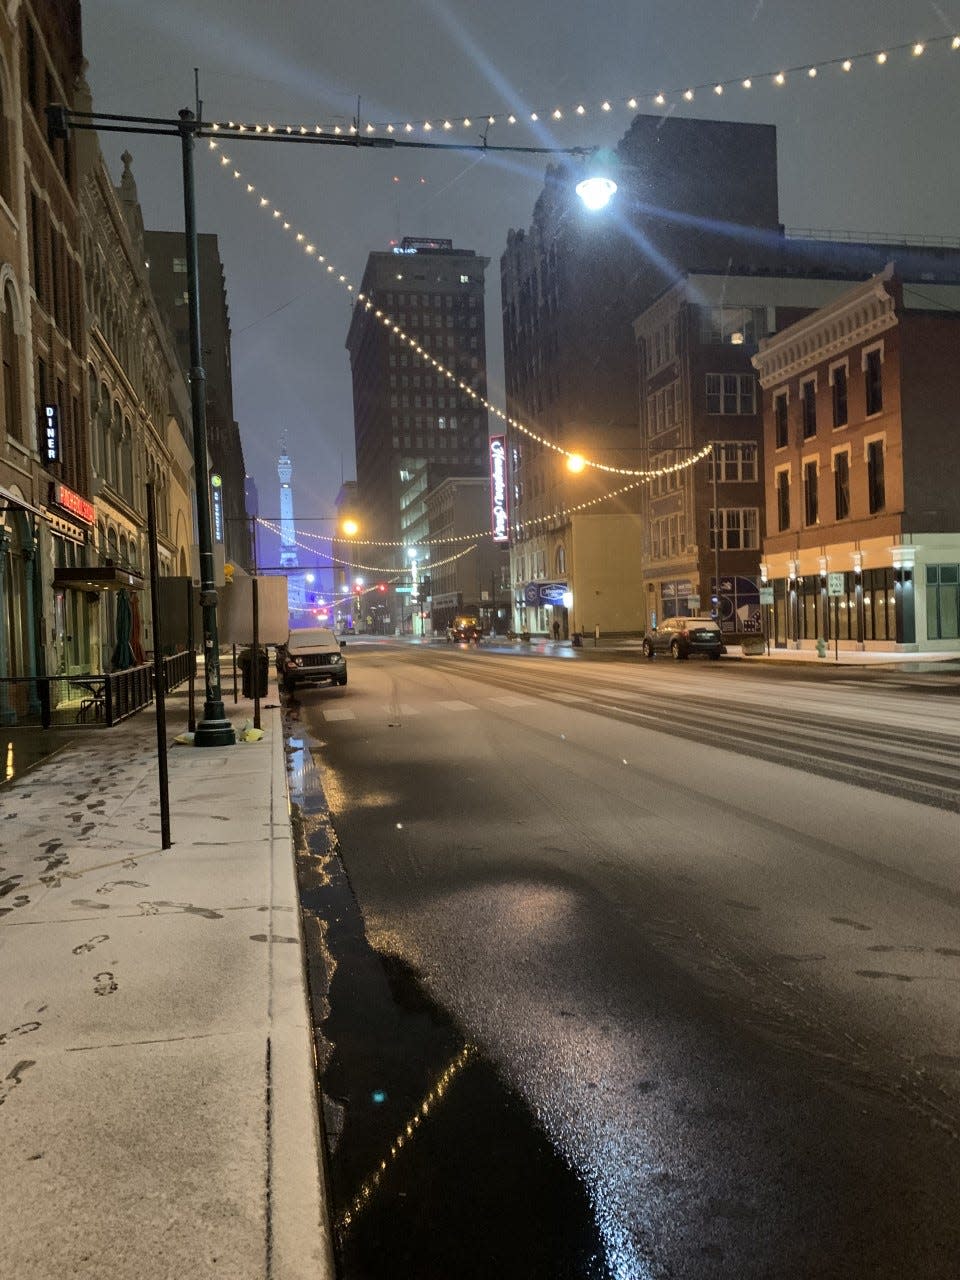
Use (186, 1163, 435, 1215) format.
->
(179, 108, 234, 745)
(712, 441, 722, 628)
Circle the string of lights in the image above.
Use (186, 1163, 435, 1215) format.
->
(206, 139, 706, 481)
(206, 34, 958, 140)
(256, 517, 479, 572)
(256, 453, 703, 549)
(337, 1045, 476, 1236)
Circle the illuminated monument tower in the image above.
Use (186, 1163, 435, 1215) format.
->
(278, 450, 299, 569)
(278, 449, 307, 623)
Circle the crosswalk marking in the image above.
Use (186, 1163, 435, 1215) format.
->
(322, 708, 356, 721)
(438, 700, 478, 711)
(491, 695, 537, 707)
(383, 703, 421, 716)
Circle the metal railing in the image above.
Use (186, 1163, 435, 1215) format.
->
(0, 651, 196, 730)
(785, 227, 960, 250)
(160, 649, 196, 694)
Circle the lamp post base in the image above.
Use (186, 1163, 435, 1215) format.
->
(194, 705, 236, 747)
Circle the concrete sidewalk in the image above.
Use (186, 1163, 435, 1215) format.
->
(0, 674, 334, 1278)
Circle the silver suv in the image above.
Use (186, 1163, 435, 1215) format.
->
(278, 627, 348, 692)
(642, 616, 724, 661)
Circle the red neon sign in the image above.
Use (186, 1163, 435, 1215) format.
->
(52, 482, 95, 525)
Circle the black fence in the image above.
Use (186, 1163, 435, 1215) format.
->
(0, 651, 196, 730)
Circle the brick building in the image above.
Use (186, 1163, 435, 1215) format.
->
(501, 113, 782, 637)
(753, 266, 960, 651)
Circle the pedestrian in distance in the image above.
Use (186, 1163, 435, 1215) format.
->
(553, 619, 561, 642)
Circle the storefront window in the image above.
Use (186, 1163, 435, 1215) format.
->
(927, 565, 959, 640)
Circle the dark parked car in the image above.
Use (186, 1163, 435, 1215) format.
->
(278, 627, 347, 692)
(447, 615, 483, 643)
(642, 616, 725, 661)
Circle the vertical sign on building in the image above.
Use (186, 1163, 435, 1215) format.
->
(210, 473, 224, 543)
(42, 405, 61, 463)
(489, 435, 509, 543)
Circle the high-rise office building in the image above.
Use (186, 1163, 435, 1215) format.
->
(144, 230, 250, 570)
(345, 237, 490, 550)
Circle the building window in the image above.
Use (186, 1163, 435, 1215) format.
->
(0, 75, 12, 208)
(774, 391, 788, 448)
(173, 257, 187, 273)
(803, 460, 818, 525)
(699, 306, 766, 347)
(26, 22, 39, 112)
(867, 439, 885, 512)
(2, 284, 22, 444)
(650, 514, 686, 559)
(926, 565, 959, 640)
(834, 451, 851, 520)
(776, 470, 790, 532)
(865, 347, 883, 416)
(706, 373, 755, 415)
(707, 442, 757, 482)
(831, 364, 848, 428)
(709, 508, 759, 551)
(801, 378, 817, 438)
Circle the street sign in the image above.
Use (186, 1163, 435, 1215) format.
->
(828, 572, 845, 596)
(395, 585, 413, 594)
(759, 586, 774, 605)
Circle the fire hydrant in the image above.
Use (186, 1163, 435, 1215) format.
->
(815, 636, 827, 658)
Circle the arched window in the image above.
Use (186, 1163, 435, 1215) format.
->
(555, 544, 567, 576)
(111, 402, 122, 488)
(121, 417, 133, 500)
(88, 367, 100, 473)
(107, 526, 119, 565)
(2, 282, 23, 443)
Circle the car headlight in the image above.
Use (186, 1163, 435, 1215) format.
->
(330, 653, 342, 663)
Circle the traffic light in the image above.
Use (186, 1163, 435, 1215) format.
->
(377, 583, 387, 593)
(416, 574, 432, 605)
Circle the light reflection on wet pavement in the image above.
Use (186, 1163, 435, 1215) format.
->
(288, 735, 612, 1279)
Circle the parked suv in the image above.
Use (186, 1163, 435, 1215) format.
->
(642, 616, 725, 661)
(278, 627, 347, 692)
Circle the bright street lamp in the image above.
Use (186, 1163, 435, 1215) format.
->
(576, 174, 618, 211)
(575, 147, 619, 211)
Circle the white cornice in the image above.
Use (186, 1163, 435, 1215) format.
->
(752, 267, 897, 388)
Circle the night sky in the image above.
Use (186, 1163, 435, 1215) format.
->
(81, 0, 960, 568)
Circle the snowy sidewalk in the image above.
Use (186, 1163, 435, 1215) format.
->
(0, 676, 333, 1279)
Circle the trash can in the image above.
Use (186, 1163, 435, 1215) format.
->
(239, 646, 268, 698)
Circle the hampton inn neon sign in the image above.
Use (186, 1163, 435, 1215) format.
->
(489, 435, 509, 543)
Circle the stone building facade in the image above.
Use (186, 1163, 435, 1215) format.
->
(77, 124, 196, 669)
(0, 0, 88, 691)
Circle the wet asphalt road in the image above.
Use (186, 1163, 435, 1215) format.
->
(286, 641, 960, 1279)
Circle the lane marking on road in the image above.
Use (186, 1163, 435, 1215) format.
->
(438, 700, 478, 711)
(322, 708, 356, 721)
(384, 704, 421, 715)
(490, 695, 537, 707)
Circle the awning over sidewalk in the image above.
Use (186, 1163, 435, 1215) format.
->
(0, 484, 43, 517)
(54, 565, 145, 592)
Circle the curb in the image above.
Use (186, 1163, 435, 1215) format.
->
(264, 697, 337, 1279)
